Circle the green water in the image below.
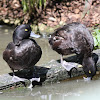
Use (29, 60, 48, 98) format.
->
(0, 25, 100, 100)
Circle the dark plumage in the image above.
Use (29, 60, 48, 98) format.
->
(3, 24, 42, 86)
(49, 22, 97, 80)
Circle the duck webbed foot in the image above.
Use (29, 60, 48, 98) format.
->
(60, 55, 80, 71)
(11, 75, 27, 83)
(83, 77, 91, 81)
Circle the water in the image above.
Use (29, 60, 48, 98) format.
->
(0, 79, 100, 100)
(0, 25, 100, 100)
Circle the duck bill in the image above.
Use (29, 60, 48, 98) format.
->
(30, 31, 40, 38)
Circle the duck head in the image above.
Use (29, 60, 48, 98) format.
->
(82, 56, 96, 80)
(13, 24, 40, 45)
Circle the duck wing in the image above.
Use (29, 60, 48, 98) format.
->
(3, 39, 42, 70)
(3, 42, 15, 63)
(69, 26, 94, 55)
(49, 22, 94, 56)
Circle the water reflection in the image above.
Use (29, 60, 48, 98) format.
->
(0, 78, 100, 100)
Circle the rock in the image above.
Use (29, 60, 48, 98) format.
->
(48, 17, 56, 22)
(14, 19, 20, 25)
(61, 16, 67, 22)
(62, 6, 68, 10)
(4, 19, 9, 23)
(47, 20, 53, 27)
(97, 1, 100, 4)
(75, 14, 80, 19)
(59, 21, 65, 25)
(66, 2, 70, 6)
(68, 7, 73, 11)
(11, 0, 21, 9)
(38, 23, 46, 31)
(74, 9, 80, 14)
(10, 20, 14, 24)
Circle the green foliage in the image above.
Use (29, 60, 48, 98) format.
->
(21, 0, 47, 15)
(92, 28, 100, 49)
(22, 0, 28, 12)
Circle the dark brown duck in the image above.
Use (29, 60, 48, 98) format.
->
(3, 24, 42, 88)
(49, 22, 97, 80)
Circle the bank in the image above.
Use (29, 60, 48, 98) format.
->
(0, 0, 100, 35)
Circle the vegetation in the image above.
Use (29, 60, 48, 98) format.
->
(1, 0, 99, 27)
(92, 28, 100, 49)
(22, 0, 47, 17)
(21, 0, 93, 19)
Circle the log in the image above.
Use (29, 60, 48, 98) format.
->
(0, 49, 100, 90)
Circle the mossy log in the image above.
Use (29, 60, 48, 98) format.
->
(0, 49, 100, 90)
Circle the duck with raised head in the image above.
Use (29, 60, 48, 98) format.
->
(3, 24, 42, 88)
(49, 22, 98, 80)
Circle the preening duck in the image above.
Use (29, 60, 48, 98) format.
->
(3, 24, 42, 88)
(49, 22, 98, 80)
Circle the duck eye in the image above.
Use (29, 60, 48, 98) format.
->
(89, 70, 91, 74)
(25, 29, 28, 31)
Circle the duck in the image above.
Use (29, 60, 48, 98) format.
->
(49, 22, 98, 80)
(3, 24, 42, 88)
